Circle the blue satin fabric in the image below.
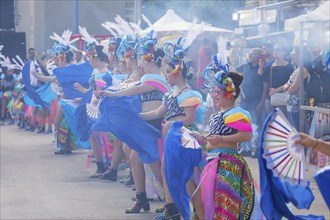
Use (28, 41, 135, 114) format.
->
(23, 82, 57, 107)
(75, 72, 113, 142)
(21, 60, 50, 108)
(53, 62, 93, 99)
(314, 166, 330, 209)
(75, 89, 94, 142)
(258, 110, 325, 220)
(60, 99, 91, 149)
(91, 95, 161, 164)
(164, 121, 202, 220)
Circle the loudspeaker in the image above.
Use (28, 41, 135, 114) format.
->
(0, 0, 15, 31)
(0, 32, 26, 60)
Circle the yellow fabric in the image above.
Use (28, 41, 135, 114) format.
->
(224, 112, 251, 125)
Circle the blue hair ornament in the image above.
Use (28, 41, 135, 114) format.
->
(202, 53, 230, 89)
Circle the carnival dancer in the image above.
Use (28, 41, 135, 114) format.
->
(190, 55, 255, 220)
(100, 30, 169, 213)
(100, 19, 142, 183)
(73, 26, 118, 177)
(0, 56, 18, 125)
(36, 56, 57, 133)
(97, 33, 139, 182)
(22, 55, 57, 133)
(21, 48, 50, 108)
(21, 48, 54, 131)
(34, 30, 92, 153)
(0, 67, 16, 125)
(139, 35, 205, 220)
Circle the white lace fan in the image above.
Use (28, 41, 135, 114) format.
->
(262, 108, 307, 186)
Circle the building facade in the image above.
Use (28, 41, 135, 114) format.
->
(14, 0, 141, 53)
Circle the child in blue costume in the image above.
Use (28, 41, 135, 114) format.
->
(140, 37, 204, 220)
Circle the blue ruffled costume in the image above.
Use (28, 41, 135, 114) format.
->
(23, 82, 57, 108)
(54, 62, 93, 149)
(22, 60, 51, 108)
(91, 94, 161, 164)
(163, 90, 203, 220)
(164, 121, 201, 220)
(75, 72, 114, 142)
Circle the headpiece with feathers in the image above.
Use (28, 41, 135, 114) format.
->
(102, 21, 122, 54)
(49, 30, 78, 55)
(134, 30, 157, 62)
(163, 18, 208, 75)
(141, 14, 154, 30)
(116, 34, 137, 61)
(202, 36, 235, 99)
(78, 26, 100, 59)
(0, 54, 24, 71)
(102, 16, 139, 60)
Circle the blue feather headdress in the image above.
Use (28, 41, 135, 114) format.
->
(49, 30, 78, 61)
(202, 36, 236, 99)
(134, 30, 157, 62)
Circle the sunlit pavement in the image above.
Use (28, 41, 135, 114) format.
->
(1, 125, 329, 219)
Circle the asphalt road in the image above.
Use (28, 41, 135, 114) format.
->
(1, 125, 329, 219)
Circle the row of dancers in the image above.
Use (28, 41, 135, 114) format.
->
(2, 16, 328, 220)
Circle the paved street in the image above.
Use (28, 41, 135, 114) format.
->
(1, 125, 329, 219)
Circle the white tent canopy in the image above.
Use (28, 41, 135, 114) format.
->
(284, 1, 330, 31)
(143, 9, 232, 34)
(152, 9, 187, 29)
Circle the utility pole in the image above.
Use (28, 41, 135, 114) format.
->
(75, 0, 79, 34)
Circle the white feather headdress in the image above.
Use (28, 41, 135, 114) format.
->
(0, 54, 24, 70)
(78, 26, 98, 46)
(215, 35, 229, 68)
(49, 29, 78, 51)
(103, 16, 143, 40)
(182, 18, 209, 51)
(114, 15, 136, 40)
(141, 14, 153, 28)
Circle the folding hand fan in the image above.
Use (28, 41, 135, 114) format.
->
(86, 102, 99, 119)
(109, 81, 140, 91)
(50, 83, 61, 96)
(262, 108, 307, 186)
(181, 127, 201, 149)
